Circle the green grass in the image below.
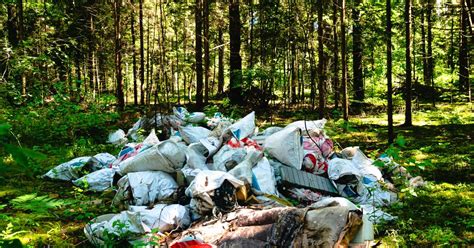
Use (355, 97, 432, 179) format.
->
(0, 102, 472, 247)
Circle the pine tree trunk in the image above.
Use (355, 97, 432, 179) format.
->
(139, 0, 145, 105)
(352, 0, 363, 110)
(114, 0, 124, 111)
(318, 0, 326, 118)
(421, 9, 428, 86)
(218, 27, 225, 95)
(404, 0, 412, 126)
(333, 0, 339, 109)
(195, 0, 204, 109)
(204, 0, 210, 104)
(427, 4, 434, 106)
(7, 4, 17, 47)
(229, 0, 242, 103)
(459, 0, 470, 101)
(387, 0, 394, 144)
(131, 0, 138, 105)
(341, 0, 348, 121)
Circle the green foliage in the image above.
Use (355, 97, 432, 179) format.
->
(10, 193, 72, 216)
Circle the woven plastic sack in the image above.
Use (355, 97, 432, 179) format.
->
(264, 126, 304, 170)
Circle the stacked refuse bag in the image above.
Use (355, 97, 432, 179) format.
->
(43, 107, 422, 246)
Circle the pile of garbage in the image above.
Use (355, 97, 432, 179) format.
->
(44, 107, 424, 247)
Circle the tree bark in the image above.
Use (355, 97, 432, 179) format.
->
(459, 0, 470, 101)
(387, 0, 393, 144)
(229, 0, 242, 103)
(341, 0, 348, 121)
(218, 27, 225, 95)
(114, 0, 125, 111)
(404, 0, 412, 126)
(204, 0, 210, 104)
(195, 0, 204, 109)
(427, 3, 434, 105)
(7, 4, 18, 47)
(421, 9, 428, 86)
(317, 0, 326, 118)
(333, 0, 339, 109)
(352, 0, 363, 110)
(139, 0, 145, 105)
(131, 0, 138, 105)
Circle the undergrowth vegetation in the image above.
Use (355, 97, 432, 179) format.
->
(0, 101, 472, 247)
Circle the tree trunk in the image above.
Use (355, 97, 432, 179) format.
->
(291, 42, 297, 104)
(218, 27, 225, 95)
(421, 9, 428, 86)
(333, 0, 339, 109)
(17, 0, 23, 41)
(195, 0, 204, 109)
(204, 0, 210, 104)
(131, 0, 138, 105)
(459, 0, 470, 101)
(229, 0, 242, 103)
(341, 0, 348, 121)
(318, 0, 326, 118)
(352, 0, 363, 110)
(387, 0, 393, 144)
(88, 12, 95, 98)
(404, 0, 412, 126)
(114, 0, 124, 111)
(139, 0, 145, 105)
(427, 3, 434, 106)
(7, 4, 18, 47)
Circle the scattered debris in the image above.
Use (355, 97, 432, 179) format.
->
(43, 107, 419, 246)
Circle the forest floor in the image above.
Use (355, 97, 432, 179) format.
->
(0, 103, 472, 247)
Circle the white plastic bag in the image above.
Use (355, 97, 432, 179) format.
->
(251, 157, 278, 195)
(187, 112, 206, 123)
(327, 158, 362, 181)
(228, 111, 255, 140)
(228, 147, 262, 185)
(108, 129, 127, 145)
(44, 156, 91, 181)
(73, 167, 118, 192)
(44, 153, 115, 181)
(264, 126, 304, 170)
(119, 140, 186, 174)
(142, 129, 159, 145)
(212, 145, 247, 171)
(179, 126, 211, 144)
(285, 119, 327, 135)
(351, 148, 382, 181)
(113, 171, 178, 206)
(84, 204, 190, 245)
(185, 170, 244, 214)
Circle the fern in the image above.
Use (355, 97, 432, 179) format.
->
(10, 193, 72, 215)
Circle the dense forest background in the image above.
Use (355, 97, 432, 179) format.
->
(0, 0, 471, 117)
(0, 0, 472, 247)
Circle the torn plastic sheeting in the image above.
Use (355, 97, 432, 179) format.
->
(108, 129, 127, 145)
(179, 126, 211, 144)
(211, 145, 247, 172)
(353, 179, 397, 207)
(264, 126, 304, 170)
(119, 140, 186, 175)
(84, 204, 190, 246)
(228, 111, 255, 140)
(73, 167, 119, 192)
(113, 171, 178, 206)
(251, 157, 278, 196)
